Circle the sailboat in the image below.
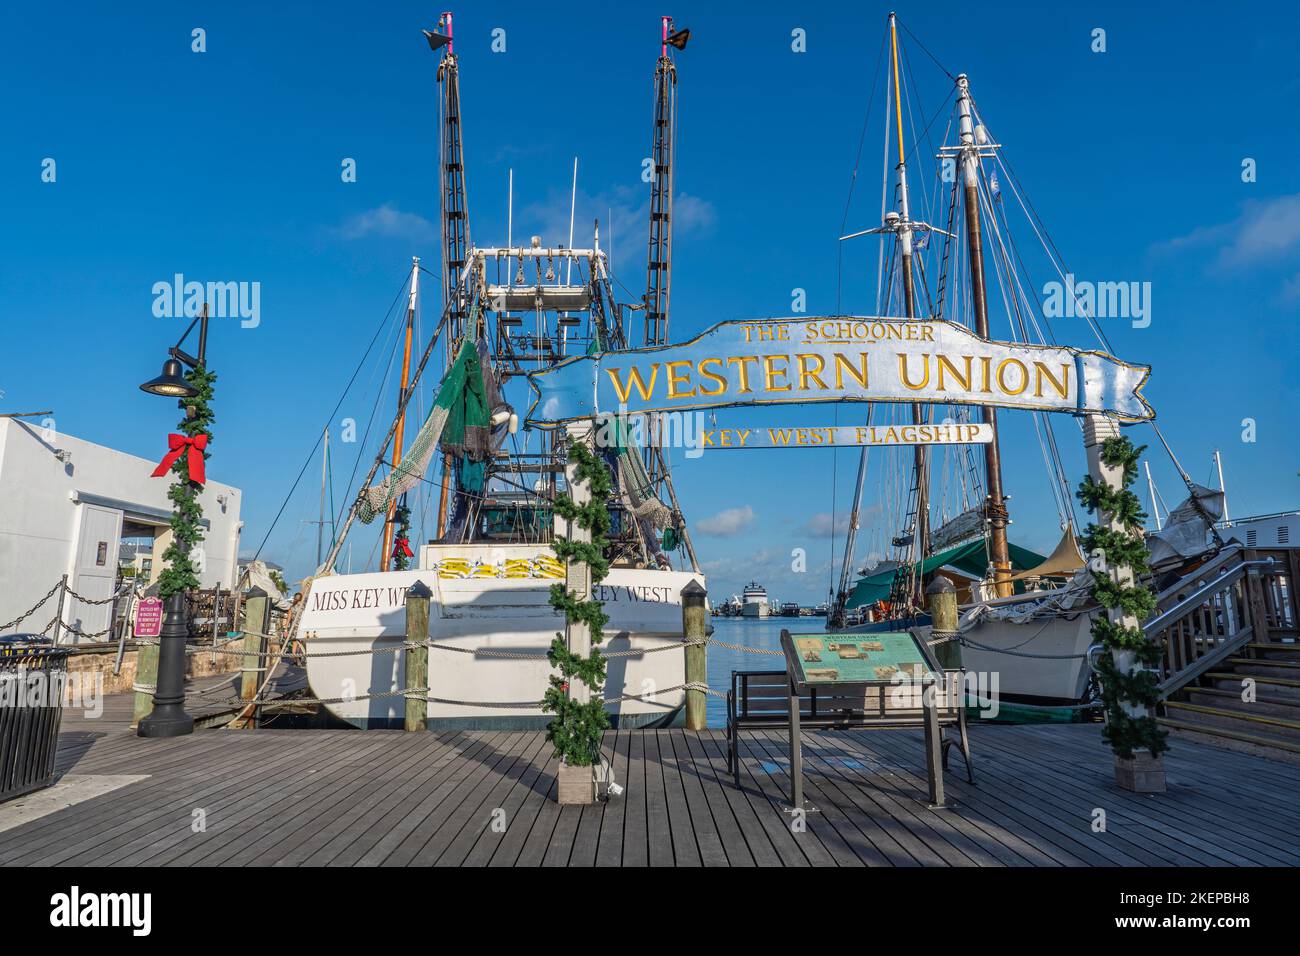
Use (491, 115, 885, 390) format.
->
(824, 16, 1169, 709)
(295, 15, 704, 729)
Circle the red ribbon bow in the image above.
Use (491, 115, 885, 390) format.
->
(151, 433, 208, 485)
(393, 537, 414, 559)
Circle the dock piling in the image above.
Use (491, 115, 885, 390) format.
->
(130, 642, 160, 728)
(925, 577, 961, 670)
(240, 587, 270, 704)
(404, 581, 432, 732)
(681, 579, 708, 731)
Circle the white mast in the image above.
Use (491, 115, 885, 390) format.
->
(317, 426, 330, 565)
(1145, 460, 1162, 531)
(1214, 449, 1229, 522)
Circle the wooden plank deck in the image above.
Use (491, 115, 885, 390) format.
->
(3, 720, 1298, 866)
(59, 663, 308, 738)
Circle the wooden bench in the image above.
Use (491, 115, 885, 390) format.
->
(725, 669, 974, 787)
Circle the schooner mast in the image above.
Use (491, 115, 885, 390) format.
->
(954, 72, 1013, 597)
(831, 15, 950, 624)
(888, 12, 932, 598)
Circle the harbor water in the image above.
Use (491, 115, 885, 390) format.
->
(704, 615, 809, 728)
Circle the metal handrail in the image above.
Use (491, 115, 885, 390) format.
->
(1150, 544, 1245, 606)
(1144, 557, 1271, 635)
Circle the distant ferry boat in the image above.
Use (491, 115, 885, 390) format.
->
(741, 581, 769, 618)
(780, 601, 801, 617)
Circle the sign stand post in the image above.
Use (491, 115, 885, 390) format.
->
(787, 674, 807, 812)
(922, 681, 945, 808)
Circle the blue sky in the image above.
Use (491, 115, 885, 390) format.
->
(3, 1, 1298, 602)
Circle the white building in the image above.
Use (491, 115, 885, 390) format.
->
(0, 418, 242, 642)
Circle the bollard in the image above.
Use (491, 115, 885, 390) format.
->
(680, 579, 708, 731)
(404, 581, 432, 732)
(131, 642, 160, 728)
(240, 587, 271, 703)
(925, 576, 961, 670)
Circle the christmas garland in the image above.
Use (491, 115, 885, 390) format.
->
(542, 439, 613, 767)
(159, 364, 216, 599)
(391, 501, 413, 572)
(1076, 435, 1169, 759)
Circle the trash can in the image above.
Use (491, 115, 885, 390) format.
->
(1, 635, 72, 803)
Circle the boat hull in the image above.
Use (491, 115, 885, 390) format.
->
(299, 567, 703, 730)
(837, 603, 1096, 706)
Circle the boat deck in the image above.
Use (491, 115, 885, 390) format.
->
(2, 717, 1297, 866)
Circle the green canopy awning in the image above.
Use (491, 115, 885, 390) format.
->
(845, 537, 1049, 609)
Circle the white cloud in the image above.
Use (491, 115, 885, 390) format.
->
(696, 505, 754, 536)
(334, 204, 435, 242)
(515, 183, 716, 273)
(801, 512, 844, 538)
(1156, 193, 1300, 269)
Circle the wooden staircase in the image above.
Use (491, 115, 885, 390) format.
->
(1148, 547, 1300, 763)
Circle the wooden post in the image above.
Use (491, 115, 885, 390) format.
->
(556, 422, 597, 804)
(926, 576, 961, 670)
(131, 642, 160, 728)
(680, 579, 708, 730)
(404, 580, 432, 732)
(240, 587, 270, 703)
(787, 675, 803, 811)
(922, 680, 946, 807)
(1084, 414, 1165, 792)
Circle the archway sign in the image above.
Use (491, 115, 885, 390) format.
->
(525, 318, 1154, 440)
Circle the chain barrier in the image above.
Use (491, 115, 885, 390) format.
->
(0, 581, 64, 633)
(62, 582, 134, 606)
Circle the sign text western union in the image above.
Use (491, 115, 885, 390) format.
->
(526, 318, 1153, 424)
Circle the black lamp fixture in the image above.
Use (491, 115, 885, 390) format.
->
(136, 302, 212, 740)
(138, 302, 210, 394)
(139, 357, 197, 398)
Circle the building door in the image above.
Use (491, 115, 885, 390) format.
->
(68, 503, 123, 642)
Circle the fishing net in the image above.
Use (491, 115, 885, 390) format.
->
(357, 338, 488, 524)
(612, 417, 673, 531)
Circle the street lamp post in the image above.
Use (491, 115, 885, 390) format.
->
(137, 305, 212, 739)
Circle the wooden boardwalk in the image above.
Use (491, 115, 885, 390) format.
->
(60, 664, 309, 736)
(3, 718, 1298, 866)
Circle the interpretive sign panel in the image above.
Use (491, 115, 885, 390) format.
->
(781, 631, 937, 686)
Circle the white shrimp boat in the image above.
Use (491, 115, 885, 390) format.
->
(289, 16, 704, 729)
(299, 547, 700, 729)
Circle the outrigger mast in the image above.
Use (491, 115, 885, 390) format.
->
(429, 11, 471, 538)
